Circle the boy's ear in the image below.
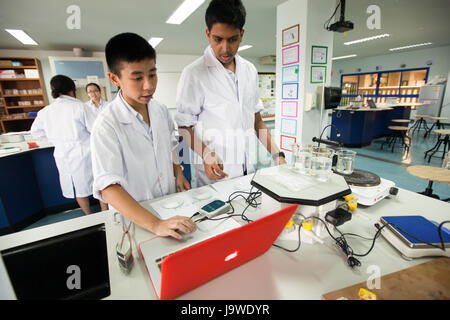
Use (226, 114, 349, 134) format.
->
(107, 71, 120, 87)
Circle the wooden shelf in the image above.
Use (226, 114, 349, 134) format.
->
(0, 66, 37, 69)
(0, 78, 41, 81)
(6, 105, 45, 109)
(0, 57, 46, 133)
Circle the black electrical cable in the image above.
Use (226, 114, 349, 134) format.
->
(324, 0, 342, 30)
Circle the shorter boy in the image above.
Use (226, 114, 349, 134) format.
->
(91, 33, 195, 239)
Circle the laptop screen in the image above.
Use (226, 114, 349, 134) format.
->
(1, 224, 110, 300)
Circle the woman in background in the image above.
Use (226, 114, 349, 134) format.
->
(31, 75, 108, 214)
(85, 82, 107, 116)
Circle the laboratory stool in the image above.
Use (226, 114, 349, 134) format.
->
(391, 119, 413, 128)
(424, 129, 450, 163)
(381, 126, 411, 153)
(424, 116, 448, 138)
(409, 115, 431, 136)
(406, 165, 450, 200)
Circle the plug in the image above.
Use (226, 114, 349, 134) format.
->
(325, 207, 352, 226)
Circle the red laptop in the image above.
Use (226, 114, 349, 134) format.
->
(139, 204, 297, 300)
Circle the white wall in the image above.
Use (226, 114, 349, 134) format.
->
(330, 45, 450, 120)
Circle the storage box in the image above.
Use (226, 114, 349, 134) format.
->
(24, 69, 39, 78)
(0, 60, 13, 67)
(0, 70, 16, 78)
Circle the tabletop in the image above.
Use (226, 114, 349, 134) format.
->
(1, 174, 449, 300)
(406, 165, 450, 183)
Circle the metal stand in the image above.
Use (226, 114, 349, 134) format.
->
(409, 117, 429, 137)
(424, 134, 450, 163)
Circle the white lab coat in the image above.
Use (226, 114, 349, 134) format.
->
(31, 95, 96, 198)
(175, 45, 263, 186)
(85, 98, 108, 116)
(90, 91, 178, 204)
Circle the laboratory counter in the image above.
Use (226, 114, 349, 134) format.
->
(331, 103, 425, 147)
(1, 174, 448, 300)
(0, 133, 76, 235)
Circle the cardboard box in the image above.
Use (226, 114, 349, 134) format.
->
(0, 60, 13, 67)
(24, 69, 39, 78)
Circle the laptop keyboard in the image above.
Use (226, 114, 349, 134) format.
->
(155, 255, 169, 271)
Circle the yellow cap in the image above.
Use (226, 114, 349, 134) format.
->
(285, 219, 295, 229)
(348, 200, 357, 211)
(302, 218, 314, 231)
(344, 194, 355, 202)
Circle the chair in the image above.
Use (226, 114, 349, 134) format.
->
(406, 165, 450, 200)
(424, 116, 448, 138)
(381, 126, 411, 153)
(409, 115, 431, 136)
(424, 129, 450, 163)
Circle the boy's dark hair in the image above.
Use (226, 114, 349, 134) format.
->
(85, 82, 100, 92)
(205, 0, 246, 30)
(105, 32, 156, 76)
(50, 75, 76, 99)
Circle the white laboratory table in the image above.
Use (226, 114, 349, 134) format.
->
(0, 175, 449, 300)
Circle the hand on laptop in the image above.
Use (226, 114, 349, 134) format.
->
(154, 216, 197, 240)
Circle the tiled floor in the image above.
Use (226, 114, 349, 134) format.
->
(23, 128, 449, 231)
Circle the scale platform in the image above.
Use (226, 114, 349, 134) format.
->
(379, 215, 450, 260)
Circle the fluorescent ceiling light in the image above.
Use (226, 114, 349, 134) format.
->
(332, 54, 357, 60)
(389, 42, 432, 51)
(238, 45, 252, 52)
(166, 0, 205, 25)
(5, 29, 38, 45)
(148, 37, 164, 48)
(344, 34, 390, 45)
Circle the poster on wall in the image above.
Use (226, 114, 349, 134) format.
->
(282, 45, 299, 66)
(281, 118, 297, 136)
(311, 66, 327, 84)
(282, 24, 299, 47)
(280, 135, 296, 152)
(282, 83, 299, 99)
(282, 64, 299, 84)
(311, 46, 328, 64)
(281, 101, 298, 118)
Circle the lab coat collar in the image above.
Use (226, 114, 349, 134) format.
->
(115, 90, 141, 124)
(59, 94, 79, 102)
(204, 45, 243, 70)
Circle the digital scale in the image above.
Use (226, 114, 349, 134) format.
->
(378, 215, 450, 260)
(334, 169, 398, 206)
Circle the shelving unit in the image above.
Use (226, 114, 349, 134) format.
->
(340, 67, 429, 106)
(0, 57, 47, 133)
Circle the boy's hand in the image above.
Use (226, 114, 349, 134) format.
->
(154, 216, 196, 240)
(203, 152, 228, 180)
(174, 165, 191, 192)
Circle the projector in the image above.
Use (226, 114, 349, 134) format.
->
(328, 20, 354, 33)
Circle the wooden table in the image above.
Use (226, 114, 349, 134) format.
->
(406, 165, 450, 199)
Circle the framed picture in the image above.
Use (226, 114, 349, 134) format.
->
(282, 45, 299, 65)
(282, 24, 299, 47)
(311, 66, 327, 84)
(280, 135, 297, 152)
(282, 83, 299, 99)
(311, 46, 328, 64)
(281, 101, 298, 118)
(282, 64, 299, 83)
(281, 118, 297, 136)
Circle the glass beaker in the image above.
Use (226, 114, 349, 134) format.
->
(294, 144, 312, 174)
(290, 143, 300, 168)
(310, 147, 334, 181)
(335, 150, 357, 175)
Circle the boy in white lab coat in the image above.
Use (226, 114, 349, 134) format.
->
(90, 33, 196, 239)
(175, 0, 286, 187)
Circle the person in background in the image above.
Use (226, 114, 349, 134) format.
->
(90, 33, 195, 239)
(85, 82, 108, 116)
(31, 75, 108, 215)
(175, 0, 286, 188)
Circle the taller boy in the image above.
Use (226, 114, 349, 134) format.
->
(175, 0, 286, 187)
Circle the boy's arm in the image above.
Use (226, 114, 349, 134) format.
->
(254, 112, 287, 165)
(177, 126, 228, 180)
(101, 184, 195, 240)
(172, 150, 190, 192)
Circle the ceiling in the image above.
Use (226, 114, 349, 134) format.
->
(0, 0, 449, 60)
